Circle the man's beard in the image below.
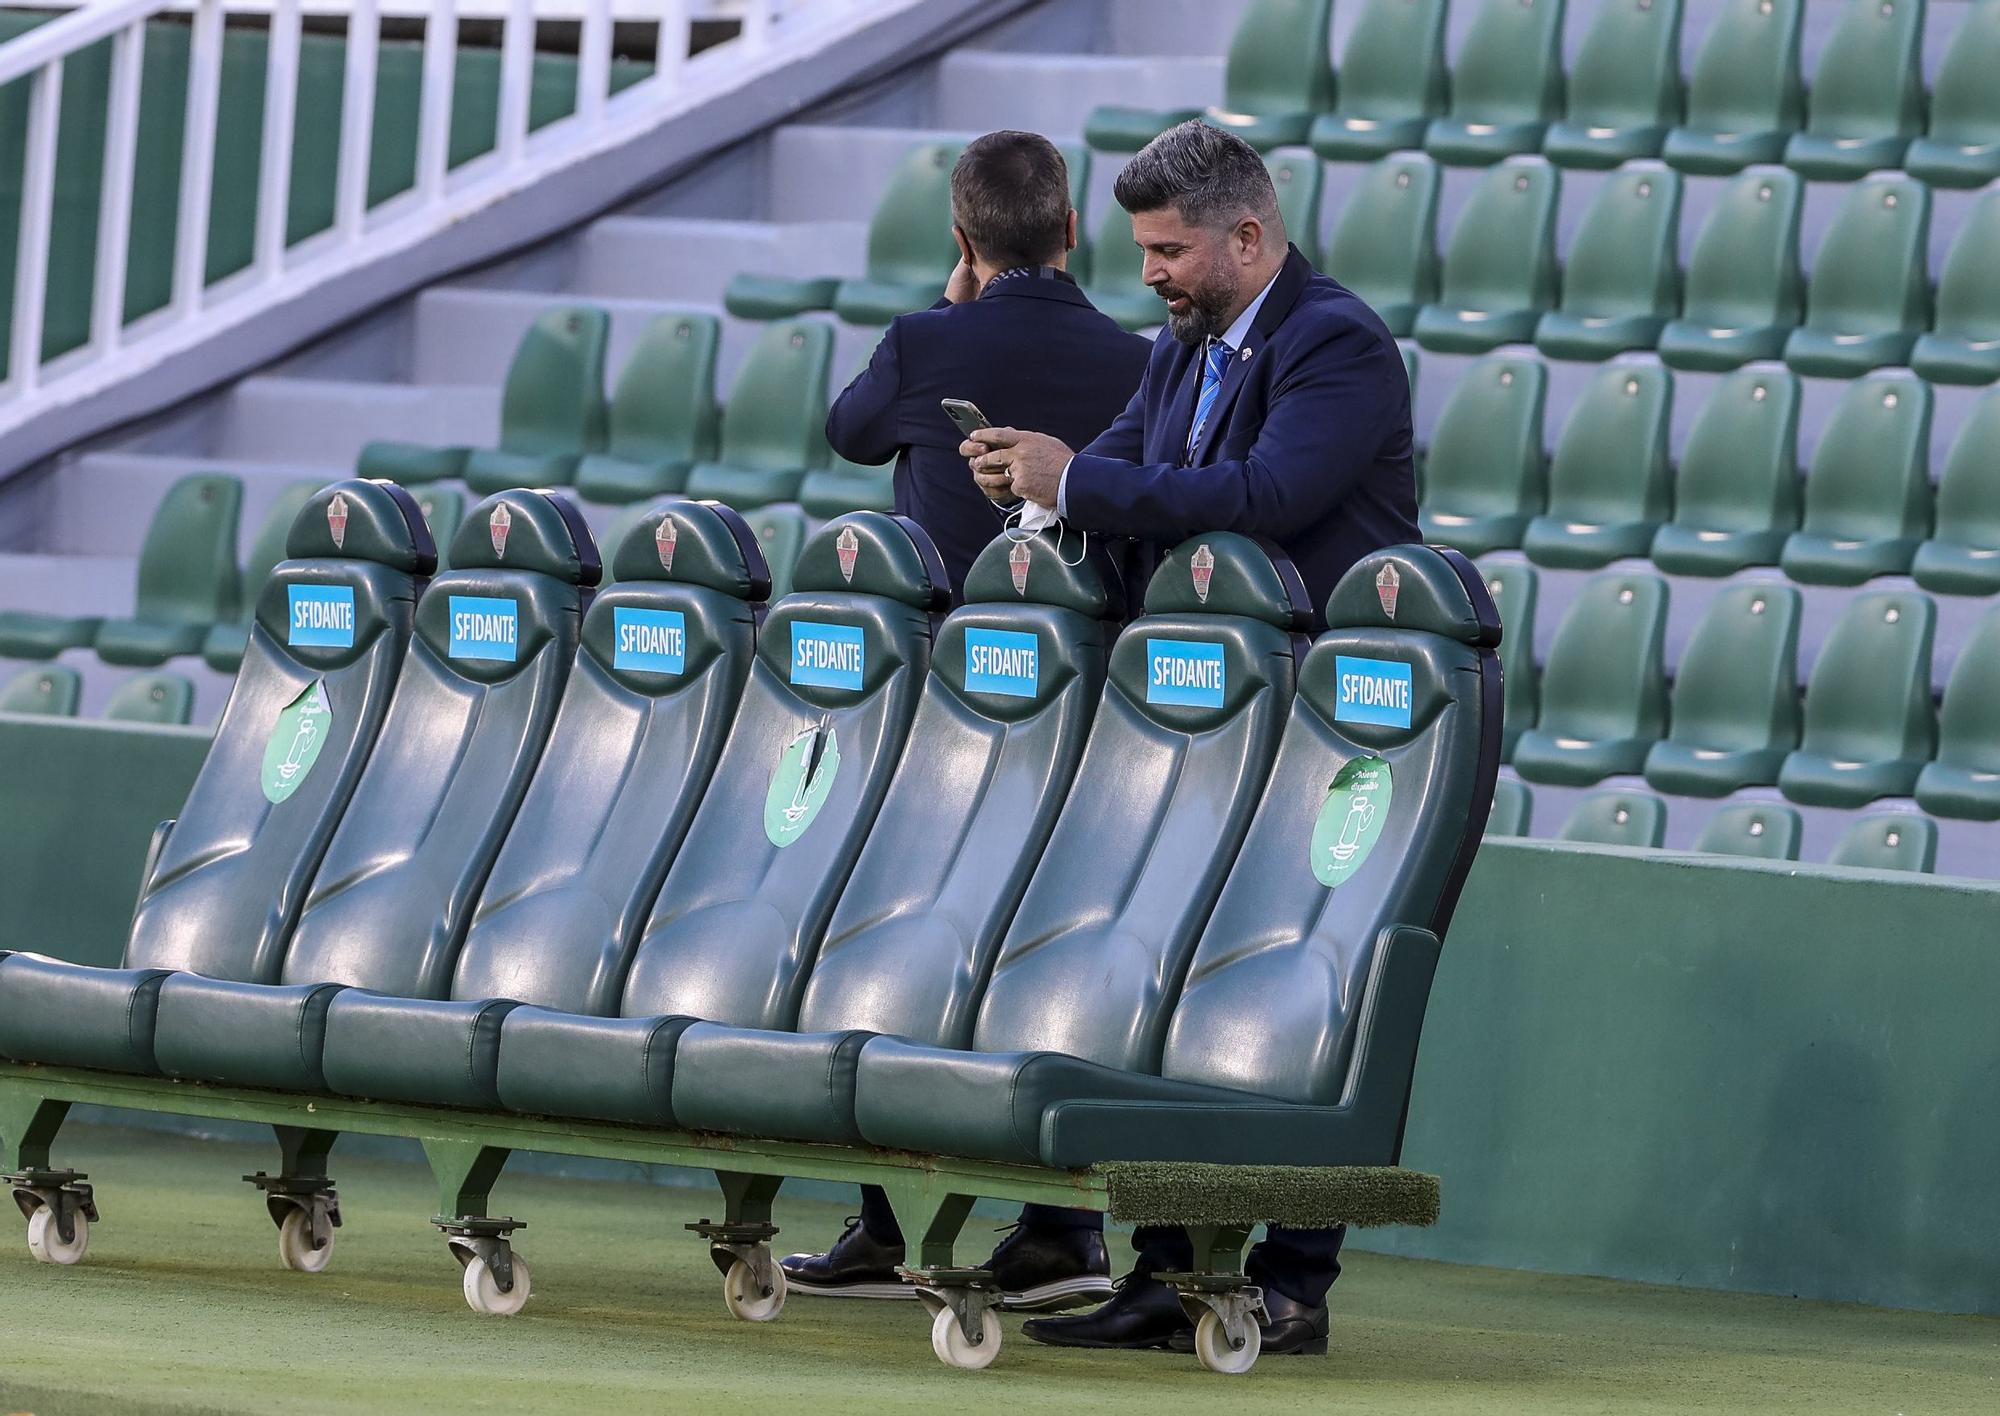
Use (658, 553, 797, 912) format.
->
(1157, 271, 1237, 346)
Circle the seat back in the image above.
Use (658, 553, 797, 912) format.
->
(608, 312, 721, 466)
(0, 665, 79, 715)
(133, 472, 244, 627)
(1933, 609, 2000, 769)
(1680, 168, 1804, 330)
(1934, 393, 2000, 554)
(1797, 590, 1936, 767)
(1220, 0, 1336, 116)
(1487, 776, 1532, 836)
(1325, 155, 1440, 317)
(1265, 155, 1324, 267)
(617, 513, 947, 1029)
(1559, 790, 1666, 846)
(1669, 368, 1800, 532)
(1446, 0, 1567, 126)
(499, 306, 610, 458)
(744, 507, 807, 602)
(450, 502, 768, 1016)
(103, 673, 195, 725)
(1827, 813, 1937, 872)
(1694, 803, 1801, 860)
(1537, 571, 1669, 743)
(717, 320, 835, 474)
(1931, 193, 2000, 343)
(795, 531, 1125, 1046)
(1436, 161, 1560, 315)
(969, 535, 1309, 1071)
(1801, 176, 1931, 338)
(1423, 356, 1546, 519)
(1544, 364, 1673, 525)
(864, 142, 961, 289)
(1333, 0, 1447, 122)
(1476, 559, 1539, 753)
(1799, 376, 1932, 543)
(1799, 0, 1926, 142)
(1667, 584, 1801, 756)
(1682, 0, 1805, 133)
(231, 482, 322, 627)
(1161, 545, 1501, 1105)
(414, 487, 466, 572)
(277, 490, 597, 996)
(1558, 169, 1681, 322)
(124, 480, 435, 979)
(1926, 0, 2000, 146)
(1564, 0, 1684, 129)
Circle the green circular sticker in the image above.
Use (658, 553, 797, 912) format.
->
(261, 679, 333, 805)
(1310, 756, 1393, 888)
(765, 720, 841, 847)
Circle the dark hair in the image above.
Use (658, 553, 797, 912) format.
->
(1112, 120, 1281, 233)
(949, 131, 1072, 270)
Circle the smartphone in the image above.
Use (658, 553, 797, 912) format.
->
(941, 398, 992, 440)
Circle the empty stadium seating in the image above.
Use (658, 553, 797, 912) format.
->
(102, 673, 195, 726)
(683, 321, 835, 509)
(1307, 0, 1447, 162)
(1643, 584, 1801, 797)
(1693, 802, 1801, 861)
(1513, 570, 1667, 786)
(1413, 160, 1560, 352)
(1781, 0, 1925, 181)
(1418, 357, 1547, 555)
(1542, 0, 1685, 168)
(1558, 789, 1667, 847)
(1827, 812, 1937, 872)
(1914, 605, 2000, 821)
(572, 314, 723, 504)
(1325, 156, 1439, 338)
(1422, 0, 1567, 166)
(203, 481, 320, 674)
(1657, 167, 1805, 372)
(1535, 169, 1682, 361)
(1906, 0, 2000, 187)
(1662, 0, 1806, 173)
(1521, 363, 1673, 568)
(1778, 590, 1936, 808)
(1779, 376, 1932, 586)
(0, 665, 80, 716)
(1650, 368, 1801, 576)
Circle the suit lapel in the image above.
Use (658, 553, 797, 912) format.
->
(1160, 343, 1204, 466)
(1189, 246, 1316, 465)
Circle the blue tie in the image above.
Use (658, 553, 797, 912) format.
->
(1188, 338, 1235, 456)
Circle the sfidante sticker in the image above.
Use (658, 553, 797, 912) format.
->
(613, 607, 686, 675)
(964, 628, 1039, 698)
(287, 584, 356, 649)
(1334, 655, 1413, 728)
(1310, 756, 1393, 888)
(448, 595, 519, 662)
(1145, 638, 1225, 708)
(790, 621, 865, 690)
(261, 679, 332, 804)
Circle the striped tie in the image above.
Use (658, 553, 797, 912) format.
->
(1187, 338, 1235, 456)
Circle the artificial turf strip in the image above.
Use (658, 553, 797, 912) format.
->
(1099, 1161, 1441, 1228)
(1, 1126, 1996, 1415)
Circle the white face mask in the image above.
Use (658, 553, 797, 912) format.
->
(1002, 503, 1090, 567)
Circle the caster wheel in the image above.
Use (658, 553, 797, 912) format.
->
(462, 1254, 532, 1316)
(26, 1206, 89, 1266)
(1192, 1308, 1261, 1375)
(723, 1256, 787, 1322)
(277, 1208, 334, 1274)
(930, 1304, 1000, 1370)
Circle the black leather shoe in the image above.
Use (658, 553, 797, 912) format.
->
(780, 1217, 913, 1299)
(986, 1222, 1114, 1311)
(1020, 1274, 1192, 1348)
(1167, 1287, 1331, 1356)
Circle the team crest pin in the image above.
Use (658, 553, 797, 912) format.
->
(1190, 543, 1216, 604)
(489, 503, 512, 559)
(326, 493, 348, 551)
(836, 525, 860, 583)
(656, 517, 678, 574)
(1376, 563, 1401, 619)
(1008, 541, 1031, 595)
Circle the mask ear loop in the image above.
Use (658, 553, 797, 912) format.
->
(1052, 517, 1088, 568)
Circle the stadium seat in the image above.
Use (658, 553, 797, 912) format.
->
(1512, 570, 1669, 785)
(1644, 584, 1802, 796)
(0, 604, 101, 662)
(1413, 161, 1560, 353)
(1826, 812, 1937, 872)
(414, 487, 466, 572)
(1266, 154, 1324, 268)
(1782, 0, 1926, 181)
(799, 352, 895, 519)
(144, 491, 596, 1092)
(1656, 167, 1804, 371)
(1558, 790, 1667, 847)
(1476, 559, 1539, 759)
(853, 544, 1499, 1172)
(1542, 0, 1686, 168)
(1662, 0, 1806, 174)
(1783, 176, 1930, 380)
(669, 530, 1124, 1145)
(494, 513, 949, 1125)
(1084, 0, 1335, 153)
(1910, 193, 2000, 387)
(573, 313, 723, 503)
(316, 503, 768, 1110)
(1914, 391, 2000, 595)
(743, 507, 807, 602)
(1914, 605, 2000, 820)
(0, 481, 436, 1076)
(683, 320, 835, 509)
(1904, 0, 2000, 188)
(1423, 0, 1568, 166)
(94, 473, 245, 667)
(1418, 356, 1547, 555)
(1306, 0, 1448, 161)
(1322, 156, 1440, 338)
(1535, 169, 1683, 361)
(0, 665, 80, 716)
(1487, 776, 1533, 836)
(1651, 368, 1801, 576)
(1780, 376, 1932, 586)
(202, 480, 321, 674)
(1693, 802, 1802, 860)
(1778, 589, 1936, 808)
(1522, 363, 1675, 569)
(1083, 199, 1161, 332)
(102, 673, 195, 726)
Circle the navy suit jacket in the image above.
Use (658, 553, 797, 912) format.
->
(826, 272, 1151, 601)
(1066, 247, 1419, 625)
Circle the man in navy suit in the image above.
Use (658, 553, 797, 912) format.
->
(964, 121, 1420, 1355)
(825, 130, 1151, 601)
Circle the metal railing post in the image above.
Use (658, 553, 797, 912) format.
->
(89, 22, 145, 356)
(496, 0, 534, 165)
(254, 0, 303, 277)
(416, 0, 460, 201)
(170, 0, 224, 317)
(9, 60, 64, 394)
(335, 0, 382, 240)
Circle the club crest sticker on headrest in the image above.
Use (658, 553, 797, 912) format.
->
(656, 517, 678, 574)
(836, 525, 860, 584)
(1191, 543, 1215, 604)
(489, 503, 512, 559)
(1376, 563, 1401, 620)
(326, 493, 349, 551)
(1009, 541, 1031, 596)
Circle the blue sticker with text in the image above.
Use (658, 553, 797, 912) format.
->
(963, 628, 1039, 699)
(1334, 655, 1413, 728)
(790, 621, 865, 691)
(613, 607, 686, 676)
(287, 584, 355, 648)
(448, 595, 519, 662)
(1145, 638, 1226, 708)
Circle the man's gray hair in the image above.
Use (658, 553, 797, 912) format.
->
(1112, 120, 1281, 232)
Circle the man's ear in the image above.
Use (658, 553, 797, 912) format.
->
(1234, 216, 1266, 265)
(952, 225, 975, 265)
(1064, 208, 1079, 253)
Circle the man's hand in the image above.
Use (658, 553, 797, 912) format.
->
(943, 258, 981, 305)
(960, 427, 1073, 508)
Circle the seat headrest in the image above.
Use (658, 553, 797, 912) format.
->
(960, 529, 1126, 621)
(791, 511, 950, 611)
(448, 489, 602, 586)
(1142, 533, 1313, 630)
(287, 479, 439, 575)
(1325, 544, 1502, 648)
(608, 499, 771, 602)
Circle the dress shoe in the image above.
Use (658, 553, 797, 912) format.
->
(1168, 1285, 1330, 1356)
(986, 1222, 1114, 1311)
(1020, 1274, 1192, 1349)
(780, 1216, 913, 1299)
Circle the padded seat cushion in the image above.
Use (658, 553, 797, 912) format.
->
(1650, 525, 1789, 576)
(319, 993, 520, 1108)
(1784, 134, 1911, 182)
(1309, 113, 1431, 162)
(1084, 105, 1202, 152)
(1778, 752, 1923, 809)
(722, 274, 841, 321)
(1783, 329, 1918, 380)
(1424, 119, 1549, 165)
(0, 610, 103, 659)
(1661, 129, 1790, 174)
(1905, 139, 2000, 190)
(1512, 730, 1653, 785)
(833, 279, 942, 326)
(572, 453, 694, 503)
(669, 1022, 873, 1145)
(1542, 122, 1670, 170)
(355, 442, 468, 485)
(1915, 762, 2000, 821)
(1643, 741, 1790, 797)
(1413, 305, 1544, 354)
(1535, 312, 1670, 361)
(0, 955, 169, 1073)
(1912, 542, 2000, 597)
(1780, 532, 1920, 586)
(1521, 518, 1659, 569)
(683, 462, 807, 510)
(493, 1006, 693, 1124)
(150, 976, 345, 1091)
(463, 448, 582, 496)
(93, 617, 208, 666)
(1910, 334, 2000, 388)
(1657, 321, 1793, 371)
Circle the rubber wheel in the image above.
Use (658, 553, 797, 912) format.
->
(462, 1253, 532, 1316)
(1192, 1308, 1261, 1375)
(930, 1304, 1000, 1370)
(26, 1206, 89, 1266)
(277, 1208, 334, 1274)
(723, 1256, 787, 1322)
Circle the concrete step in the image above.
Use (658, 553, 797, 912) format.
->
(37, 453, 333, 559)
(211, 378, 501, 467)
(930, 50, 1222, 137)
(967, 0, 1257, 59)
